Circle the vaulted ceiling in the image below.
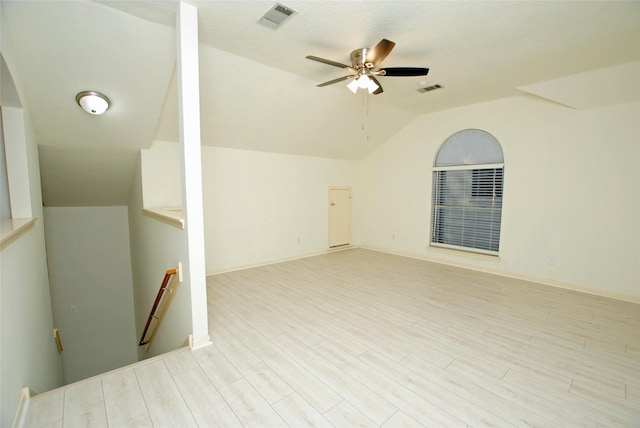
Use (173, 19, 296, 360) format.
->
(2, 1, 639, 206)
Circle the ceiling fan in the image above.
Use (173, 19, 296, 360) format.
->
(306, 39, 429, 95)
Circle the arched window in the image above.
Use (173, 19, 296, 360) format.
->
(431, 129, 504, 255)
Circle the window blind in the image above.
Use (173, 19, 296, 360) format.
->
(431, 165, 503, 255)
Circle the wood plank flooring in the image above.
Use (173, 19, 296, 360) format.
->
(24, 249, 640, 427)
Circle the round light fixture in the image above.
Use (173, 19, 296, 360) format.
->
(357, 74, 371, 89)
(76, 91, 111, 115)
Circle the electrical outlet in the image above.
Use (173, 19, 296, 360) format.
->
(69, 305, 78, 314)
(547, 256, 557, 266)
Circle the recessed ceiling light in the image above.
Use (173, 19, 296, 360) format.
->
(76, 91, 111, 115)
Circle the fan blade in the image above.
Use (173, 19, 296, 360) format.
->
(317, 76, 352, 87)
(370, 76, 383, 95)
(380, 67, 429, 77)
(306, 55, 355, 72)
(365, 39, 396, 66)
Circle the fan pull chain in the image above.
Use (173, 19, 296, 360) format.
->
(363, 91, 370, 141)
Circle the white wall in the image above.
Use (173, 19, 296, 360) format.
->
(144, 97, 639, 302)
(128, 157, 193, 358)
(141, 141, 359, 273)
(359, 96, 640, 299)
(0, 113, 10, 220)
(141, 140, 182, 208)
(0, 107, 63, 426)
(43, 206, 138, 383)
(202, 146, 358, 272)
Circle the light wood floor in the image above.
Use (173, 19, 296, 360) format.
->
(24, 249, 640, 427)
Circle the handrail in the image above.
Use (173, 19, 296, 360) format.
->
(139, 268, 178, 347)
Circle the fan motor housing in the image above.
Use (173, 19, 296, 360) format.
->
(350, 48, 372, 69)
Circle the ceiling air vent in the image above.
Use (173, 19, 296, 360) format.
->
(258, 3, 296, 29)
(417, 84, 443, 94)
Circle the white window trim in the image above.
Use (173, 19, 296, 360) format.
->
(430, 241, 500, 257)
(430, 129, 504, 256)
(433, 162, 504, 172)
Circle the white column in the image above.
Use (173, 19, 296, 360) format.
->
(176, 1, 210, 350)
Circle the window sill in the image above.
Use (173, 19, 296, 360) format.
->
(0, 217, 37, 250)
(428, 244, 500, 261)
(143, 208, 184, 229)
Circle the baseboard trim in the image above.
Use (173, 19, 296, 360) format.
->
(206, 245, 639, 304)
(189, 334, 212, 351)
(206, 246, 355, 276)
(360, 245, 640, 305)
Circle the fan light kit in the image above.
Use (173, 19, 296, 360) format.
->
(306, 39, 429, 95)
(347, 74, 380, 94)
(76, 91, 111, 115)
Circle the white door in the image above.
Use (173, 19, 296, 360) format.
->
(328, 187, 351, 248)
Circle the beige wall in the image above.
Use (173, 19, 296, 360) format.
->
(359, 97, 640, 299)
(0, 107, 63, 426)
(140, 141, 359, 273)
(128, 157, 193, 358)
(144, 98, 639, 300)
(202, 146, 358, 272)
(141, 141, 182, 209)
(43, 206, 138, 383)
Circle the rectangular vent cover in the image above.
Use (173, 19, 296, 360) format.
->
(417, 84, 443, 93)
(258, 3, 296, 29)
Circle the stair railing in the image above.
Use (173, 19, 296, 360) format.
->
(138, 266, 181, 352)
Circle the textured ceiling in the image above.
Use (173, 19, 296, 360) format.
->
(1, 1, 639, 206)
(518, 62, 640, 110)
